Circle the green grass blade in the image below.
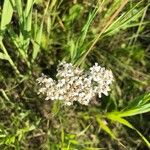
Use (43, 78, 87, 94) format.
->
(32, 0, 50, 62)
(96, 116, 116, 139)
(25, 0, 34, 17)
(32, 20, 43, 62)
(125, 93, 150, 110)
(8, 28, 29, 62)
(107, 114, 150, 147)
(103, 93, 150, 117)
(14, 0, 23, 23)
(24, 0, 34, 32)
(0, 41, 21, 75)
(104, 1, 144, 34)
(117, 93, 150, 117)
(72, 1, 104, 64)
(76, 0, 128, 66)
(105, 5, 149, 36)
(118, 107, 150, 117)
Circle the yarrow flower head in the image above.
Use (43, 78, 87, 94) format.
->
(37, 62, 114, 106)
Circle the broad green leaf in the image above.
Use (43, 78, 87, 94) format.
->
(1, 0, 14, 31)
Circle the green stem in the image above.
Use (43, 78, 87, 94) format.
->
(0, 40, 21, 76)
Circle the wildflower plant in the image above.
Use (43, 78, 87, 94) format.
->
(37, 62, 113, 106)
(1, 0, 150, 148)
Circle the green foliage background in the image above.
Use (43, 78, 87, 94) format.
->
(0, 0, 150, 149)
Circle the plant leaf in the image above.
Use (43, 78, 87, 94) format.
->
(96, 116, 116, 139)
(0, 52, 7, 60)
(1, 0, 14, 31)
(107, 114, 150, 147)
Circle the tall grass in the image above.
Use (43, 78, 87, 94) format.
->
(0, 0, 150, 149)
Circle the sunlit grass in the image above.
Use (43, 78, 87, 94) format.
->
(0, 0, 150, 149)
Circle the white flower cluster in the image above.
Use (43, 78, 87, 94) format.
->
(37, 62, 113, 106)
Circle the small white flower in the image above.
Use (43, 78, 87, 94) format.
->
(65, 101, 72, 106)
(37, 62, 114, 106)
(79, 92, 85, 98)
